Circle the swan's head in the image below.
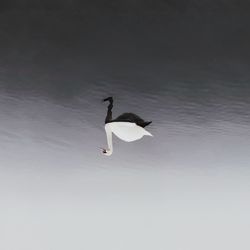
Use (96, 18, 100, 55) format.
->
(101, 148, 113, 156)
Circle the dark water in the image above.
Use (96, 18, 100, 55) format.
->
(1, 5, 250, 250)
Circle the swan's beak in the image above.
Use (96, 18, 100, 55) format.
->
(103, 97, 113, 102)
(99, 147, 107, 154)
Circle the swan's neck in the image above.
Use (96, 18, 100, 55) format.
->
(105, 124, 113, 154)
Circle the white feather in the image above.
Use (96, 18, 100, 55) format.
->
(106, 122, 153, 142)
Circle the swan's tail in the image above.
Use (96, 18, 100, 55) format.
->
(141, 121, 152, 128)
(144, 129, 153, 137)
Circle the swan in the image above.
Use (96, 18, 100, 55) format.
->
(102, 97, 153, 156)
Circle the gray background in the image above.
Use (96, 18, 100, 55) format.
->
(0, 1, 250, 249)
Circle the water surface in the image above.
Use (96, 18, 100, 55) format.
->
(1, 5, 250, 250)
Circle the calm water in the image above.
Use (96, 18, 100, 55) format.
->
(1, 80, 250, 171)
(1, 7, 250, 250)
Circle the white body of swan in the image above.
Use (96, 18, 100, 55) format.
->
(103, 122, 153, 156)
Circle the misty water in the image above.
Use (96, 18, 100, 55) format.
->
(1, 7, 250, 250)
(1, 79, 250, 250)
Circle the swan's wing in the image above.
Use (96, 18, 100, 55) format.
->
(109, 122, 152, 142)
(114, 113, 144, 123)
(113, 113, 152, 128)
